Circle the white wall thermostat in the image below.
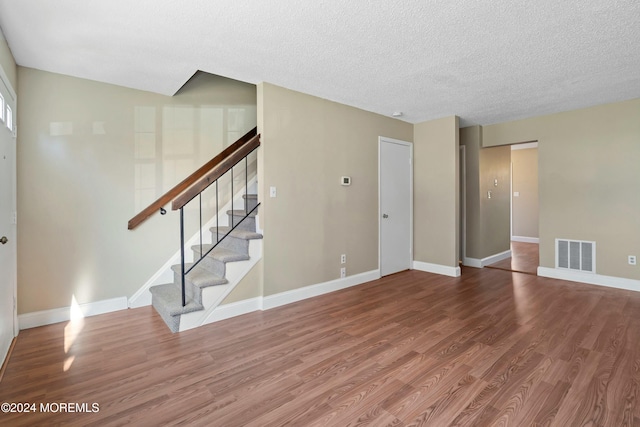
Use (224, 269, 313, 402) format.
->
(341, 176, 351, 186)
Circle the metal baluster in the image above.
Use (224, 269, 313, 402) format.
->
(199, 193, 203, 261)
(231, 167, 234, 227)
(180, 207, 186, 307)
(245, 156, 248, 215)
(215, 180, 219, 243)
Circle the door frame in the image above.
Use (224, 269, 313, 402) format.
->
(0, 63, 17, 337)
(459, 145, 466, 264)
(378, 136, 413, 276)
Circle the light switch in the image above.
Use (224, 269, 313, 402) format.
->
(514, 191, 520, 197)
(270, 186, 277, 198)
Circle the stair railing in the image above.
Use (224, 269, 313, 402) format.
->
(128, 127, 261, 307)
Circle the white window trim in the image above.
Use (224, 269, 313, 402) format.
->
(6, 104, 12, 131)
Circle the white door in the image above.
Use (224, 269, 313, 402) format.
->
(379, 137, 412, 276)
(0, 70, 17, 367)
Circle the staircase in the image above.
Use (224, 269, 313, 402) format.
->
(150, 194, 262, 332)
(127, 127, 261, 333)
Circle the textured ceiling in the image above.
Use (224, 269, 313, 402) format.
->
(0, 0, 639, 126)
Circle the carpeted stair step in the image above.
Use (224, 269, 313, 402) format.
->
(227, 209, 257, 231)
(210, 226, 263, 254)
(191, 245, 250, 277)
(243, 194, 258, 211)
(150, 283, 204, 333)
(149, 195, 260, 333)
(170, 263, 228, 304)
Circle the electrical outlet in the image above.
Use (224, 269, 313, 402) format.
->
(629, 255, 637, 266)
(340, 267, 346, 278)
(341, 254, 346, 264)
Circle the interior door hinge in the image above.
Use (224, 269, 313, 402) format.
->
(12, 211, 17, 225)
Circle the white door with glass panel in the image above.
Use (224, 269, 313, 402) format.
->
(0, 69, 17, 367)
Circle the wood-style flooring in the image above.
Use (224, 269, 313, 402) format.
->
(2, 267, 640, 426)
(486, 241, 539, 275)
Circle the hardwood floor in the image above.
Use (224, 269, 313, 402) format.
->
(486, 241, 539, 275)
(2, 268, 640, 426)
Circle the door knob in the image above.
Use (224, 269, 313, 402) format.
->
(382, 214, 389, 219)
(0, 236, 7, 245)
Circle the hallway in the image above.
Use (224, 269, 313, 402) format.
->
(486, 241, 539, 275)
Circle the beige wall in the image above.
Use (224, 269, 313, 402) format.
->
(483, 98, 640, 280)
(460, 126, 481, 259)
(511, 147, 538, 238)
(413, 116, 459, 268)
(222, 259, 263, 303)
(17, 68, 256, 313)
(460, 126, 511, 260)
(479, 145, 511, 257)
(0, 27, 17, 92)
(257, 83, 413, 296)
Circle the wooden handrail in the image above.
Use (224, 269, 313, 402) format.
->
(128, 127, 258, 230)
(172, 134, 260, 210)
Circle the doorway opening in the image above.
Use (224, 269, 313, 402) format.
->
(485, 142, 539, 274)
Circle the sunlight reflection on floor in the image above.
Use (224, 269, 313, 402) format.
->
(512, 273, 534, 323)
(63, 295, 85, 371)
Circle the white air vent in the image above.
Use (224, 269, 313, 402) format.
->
(556, 239, 596, 273)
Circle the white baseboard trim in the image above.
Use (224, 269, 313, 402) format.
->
(512, 236, 539, 244)
(482, 250, 512, 267)
(206, 297, 264, 323)
(15, 269, 389, 330)
(463, 250, 512, 269)
(412, 261, 461, 277)
(463, 257, 482, 268)
(262, 270, 381, 310)
(18, 297, 128, 330)
(537, 267, 640, 292)
(195, 269, 381, 323)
